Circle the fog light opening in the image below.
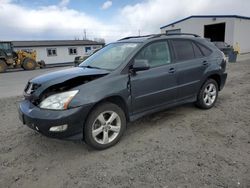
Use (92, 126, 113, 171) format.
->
(49, 125, 68, 132)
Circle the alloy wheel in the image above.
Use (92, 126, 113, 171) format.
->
(203, 83, 217, 106)
(92, 111, 121, 145)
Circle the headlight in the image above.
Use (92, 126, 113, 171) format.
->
(39, 90, 79, 110)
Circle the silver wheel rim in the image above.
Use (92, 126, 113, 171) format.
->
(203, 83, 217, 106)
(92, 111, 121, 145)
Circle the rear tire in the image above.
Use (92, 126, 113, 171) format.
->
(22, 58, 36, 70)
(84, 102, 126, 150)
(196, 79, 218, 109)
(0, 60, 7, 73)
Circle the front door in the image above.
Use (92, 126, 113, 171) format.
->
(130, 41, 178, 114)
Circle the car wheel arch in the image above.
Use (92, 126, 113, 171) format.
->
(82, 95, 129, 137)
(207, 74, 221, 90)
(100, 96, 129, 120)
(200, 73, 221, 91)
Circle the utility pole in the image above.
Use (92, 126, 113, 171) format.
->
(84, 29, 87, 40)
(138, 29, 141, 36)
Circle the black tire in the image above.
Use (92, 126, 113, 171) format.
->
(196, 79, 219, 109)
(39, 60, 46, 69)
(84, 102, 126, 150)
(22, 58, 36, 70)
(0, 60, 7, 73)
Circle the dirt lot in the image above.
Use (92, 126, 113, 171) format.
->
(0, 61, 250, 188)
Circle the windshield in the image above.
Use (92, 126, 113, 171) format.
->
(79, 42, 139, 70)
(0, 43, 11, 50)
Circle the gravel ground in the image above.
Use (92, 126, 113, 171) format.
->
(0, 61, 250, 188)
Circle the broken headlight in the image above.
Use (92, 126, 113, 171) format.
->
(39, 90, 79, 110)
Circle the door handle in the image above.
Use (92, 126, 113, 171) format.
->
(168, 67, 176, 73)
(203, 60, 208, 66)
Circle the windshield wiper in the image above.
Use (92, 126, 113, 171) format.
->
(81, 65, 102, 69)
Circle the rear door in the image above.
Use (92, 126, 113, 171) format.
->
(130, 40, 178, 114)
(170, 39, 210, 100)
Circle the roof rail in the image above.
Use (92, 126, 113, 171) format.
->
(118, 33, 200, 41)
(150, 33, 200, 39)
(118, 34, 155, 41)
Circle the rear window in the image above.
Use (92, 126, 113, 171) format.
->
(196, 43, 212, 56)
(192, 42, 204, 58)
(171, 40, 195, 61)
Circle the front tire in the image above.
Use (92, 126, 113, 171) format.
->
(196, 79, 218, 109)
(84, 102, 126, 150)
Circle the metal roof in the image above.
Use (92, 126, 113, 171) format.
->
(160, 15, 250, 29)
(11, 40, 104, 47)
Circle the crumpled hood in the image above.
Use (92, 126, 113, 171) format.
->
(25, 67, 110, 102)
(30, 67, 110, 84)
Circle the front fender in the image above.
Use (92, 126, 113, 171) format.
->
(69, 74, 130, 109)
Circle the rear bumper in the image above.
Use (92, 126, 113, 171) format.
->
(18, 100, 92, 140)
(220, 72, 227, 90)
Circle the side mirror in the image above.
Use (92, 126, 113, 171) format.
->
(132, 59, 150, 72)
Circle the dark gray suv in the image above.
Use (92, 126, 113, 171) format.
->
(18, 33, 227, 149)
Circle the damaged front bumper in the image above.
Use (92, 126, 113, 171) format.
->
(18, 99, 92, 140)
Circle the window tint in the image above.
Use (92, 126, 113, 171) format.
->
(197, 43, 212, 56)
(171, 40, 195, 61)
(135, 41, 171, 68)
(192, 42, 203, 58)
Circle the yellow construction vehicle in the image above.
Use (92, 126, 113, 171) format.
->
(0, 42, 45, 73)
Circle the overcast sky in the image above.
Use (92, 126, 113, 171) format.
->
(0, 0, 250, 42)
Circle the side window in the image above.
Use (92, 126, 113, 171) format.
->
(171, 40, 195, 61)
(196, 43, 212, 56)
(134, 41, 171, 68)
(69, 48, 77, 55)
(0, 43, 11, 50)
(192, 42, 204, 58)
(47, 48, 57, 56)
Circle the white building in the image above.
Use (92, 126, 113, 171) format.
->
(160, 15, 250, 54)
(12, 40, 104, 64)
